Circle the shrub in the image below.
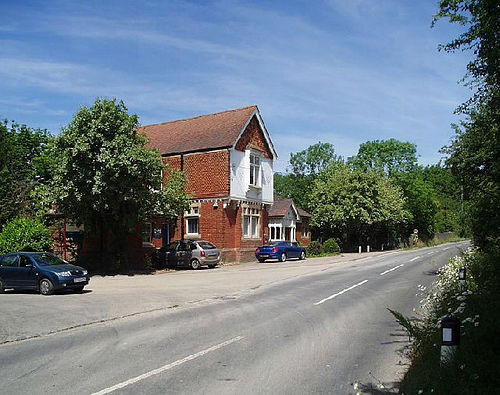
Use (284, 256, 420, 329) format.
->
(322, 238, 340, 254)
(0, 217, 52, 254)
(307, 240, 323, 256)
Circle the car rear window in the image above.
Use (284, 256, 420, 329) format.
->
(197, 241, 216, 249)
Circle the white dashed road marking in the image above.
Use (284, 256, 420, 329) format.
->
(409, 256, 420, 262)
(314, 280, 368, 305)
(380, 264, 404, 276)
(92, 336, 245, 394)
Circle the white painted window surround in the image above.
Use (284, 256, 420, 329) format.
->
(229, 149, 273, 204)
(242, 206, 260, 238)
(185, 206, 200, 236)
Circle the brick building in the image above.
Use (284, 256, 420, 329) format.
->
(139, 106, 277, 262)
(268, 197, 312, 247)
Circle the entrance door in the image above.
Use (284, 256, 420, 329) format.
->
(285, 227, 291, 241)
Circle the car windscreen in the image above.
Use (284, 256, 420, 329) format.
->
(197, 241, 216, 249)
(268, 242, 282, 247)
(31, 253, 67, 266)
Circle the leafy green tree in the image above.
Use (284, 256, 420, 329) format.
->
(434, 0, 500, 250)
(349, 138, 418, 177)
(289, 141, 341, 176)
(0, 119, 51, 224)
(45, 98, 190, 270)
(275, 142, 342, 212)
(421, 164, 462, 234)
(396, 171, 439, 240)
(442, 104, 500, 248)
(0, 217, 52, 254)
(433, 0, 500, 107)
(310, 164, 410, 250)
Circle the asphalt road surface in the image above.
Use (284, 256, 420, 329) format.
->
(0, 242, 468, 394)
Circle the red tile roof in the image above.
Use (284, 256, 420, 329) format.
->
(139, 106, 258, 156)
(268, 197, 293, 217)
(297, 207, 312, 218)
(269, 196, 312, 219)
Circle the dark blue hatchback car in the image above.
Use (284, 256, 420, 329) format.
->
(0, 252, 89, 295)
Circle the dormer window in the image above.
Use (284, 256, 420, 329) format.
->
(250, 153, 261, 187)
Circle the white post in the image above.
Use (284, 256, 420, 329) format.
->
(367, 245, 370, 253)
(358, 245, 362, 254)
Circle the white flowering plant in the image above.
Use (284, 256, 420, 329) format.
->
(396, 247, 500, 393)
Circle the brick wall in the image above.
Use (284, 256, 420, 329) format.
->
(296, 220, 311, 247)
(184, 151, 230, 198)
(165, 201, 269, 263)
(157, 115, 274, 263)
(235, 116, 273, 158)
(163, 151, 229, 198)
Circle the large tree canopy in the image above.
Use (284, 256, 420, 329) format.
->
(289, 141, 341, 176)
(310, 164, 410, 250)
(349, 138, 418, 177)
(0, 119, 51, 225)
(45, 98, 189, 268)
(435, 0, 500, 250)
(275, 142, 341, 212)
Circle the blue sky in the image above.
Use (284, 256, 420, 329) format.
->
(0, 0, 470, 173)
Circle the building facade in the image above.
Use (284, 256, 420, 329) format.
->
(139, 106, 277, 262)
(268, 197, 312, 247)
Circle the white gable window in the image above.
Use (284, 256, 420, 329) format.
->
(249, 153, 261, 187)
(242, 206, 260, 238)
(185, 206, 200, 236)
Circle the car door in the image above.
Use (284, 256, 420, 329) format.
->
(283, 242, 294, 258)
(17, 255, 38, 288)
(166, 242, 179, 268)
(177, 241, 193, 267)
(291, 242, 300, 258)
(0, 254, 19, 288)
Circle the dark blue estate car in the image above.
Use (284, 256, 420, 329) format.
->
(255, 241, 306, 263)
(0, 252, 89, 295)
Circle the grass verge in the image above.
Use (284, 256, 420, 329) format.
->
(395, 248, 500, 394)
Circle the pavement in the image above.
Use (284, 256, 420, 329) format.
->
(0, 249, 413, 344)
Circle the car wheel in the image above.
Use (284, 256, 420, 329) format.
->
(279, 252, 287, 262)
(190, 259, 201, 270)
(208, 264, 217, 269)
(0, 279, 4, 293)
(300, 251, 306, 260)
(73, 286, 85, 293)
(39, 278, 54, 295)
(258, 259, 265, 263)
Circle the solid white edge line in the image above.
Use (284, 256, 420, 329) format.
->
(92, 336, 244, 395)
(314, 280, 368, 306)
(380, 264, 404, 276)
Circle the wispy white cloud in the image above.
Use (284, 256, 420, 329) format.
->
(0, 0, 471, 168)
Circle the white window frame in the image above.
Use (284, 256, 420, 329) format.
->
(301, 223, 309, 238)
(269, 224, 282, 241)
(185, 205, 200, 236)
(242, 206, 260, 239)
(249, 152, 261, 188)
(142, 222, 153, 243)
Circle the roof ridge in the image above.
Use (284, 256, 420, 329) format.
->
(139, 105, 257, 129)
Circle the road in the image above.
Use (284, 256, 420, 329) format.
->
(0, 242, 468, 394)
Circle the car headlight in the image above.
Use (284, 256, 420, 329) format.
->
(82, 270, 88, 275)
(58, 271, 72, 277)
